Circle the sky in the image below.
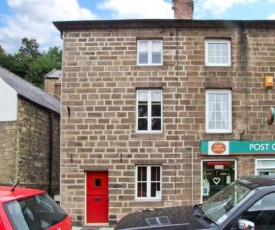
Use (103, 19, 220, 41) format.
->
(0, 0, 275, 54)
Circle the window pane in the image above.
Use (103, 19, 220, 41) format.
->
(152, 53, 161, 64)
(94, 179, 101, 187)
(137, 183, 147, 197)
(138, 105, 148, 117)
(206, 40, 230, 66)
(221, 43, 228, 51)
(137, 90, 162, 132)
(151, 118, 161, 130)
(208, 43, 214, 52)
(139, 53, 148, 64)
(207, 90, 231, 132)
(151, 167, 160, 181)
(151, 104, 161, 116)
(151, 91, 161, 102)
(257, 160, 275, 168)
(138, 167, 147, 181)
(139, 41, 148, 52)
(152, 41, 161, 51)
(136, 166, 161, 199)
(138, 40, 162, 65)
(138, 119, 147, 130)
(150, 182, 160, 197)
(138, 91, 148, 101)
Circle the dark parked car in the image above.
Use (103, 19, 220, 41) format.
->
(114, 176, 275, 230)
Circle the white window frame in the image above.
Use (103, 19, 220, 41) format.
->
(136, 89, 163, 133)
(205, 39, 231, 66)
(205, 89, 232, 133)
(137, 40, 163, 66)
(135, 165, 162, 201)
(255, 159, 275, 176)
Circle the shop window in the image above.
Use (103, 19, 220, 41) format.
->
(206, 89, 232, 133)
(205, 39, 231, 66)
(256, 159, 275, 176)
(135, 165, 162, 201)
(136, 89, 162, 133)
(137, 40, 163, 65)
(201, 160, 236, 202)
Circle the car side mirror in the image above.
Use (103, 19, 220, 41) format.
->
(238, 219, 255, 230)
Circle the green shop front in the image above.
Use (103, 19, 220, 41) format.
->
(200, 140, 275, 201)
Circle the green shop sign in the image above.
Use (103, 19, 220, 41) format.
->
(201, 140, 275, 156)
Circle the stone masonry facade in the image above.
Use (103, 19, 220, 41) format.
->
(59, 20, 275, 225)
(0, 121, 17, 183)
(0, 96, 60, 195)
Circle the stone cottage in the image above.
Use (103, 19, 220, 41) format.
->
(53, 0, 275, 227)
(0, 66, 60, 196)
(44, 69, 62, 99)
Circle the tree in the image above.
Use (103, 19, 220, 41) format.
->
(12, 38, 41, 80)
(26, 46, 62, 87)
(0, 38, 62, 88)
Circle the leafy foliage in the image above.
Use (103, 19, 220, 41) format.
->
(0, 38, 62, 88)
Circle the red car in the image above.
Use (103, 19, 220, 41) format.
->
(0, 185, 72, 230)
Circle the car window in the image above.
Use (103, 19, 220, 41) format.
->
(202, 181, 253, 224)
(239, 193, 275, 229)
(4, 193, 68, 230)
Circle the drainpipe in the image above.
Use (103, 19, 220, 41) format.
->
(186, 146, 194, 205)
(48, 112, 53, 196)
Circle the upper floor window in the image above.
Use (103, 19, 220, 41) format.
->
(136, 165, 162, 201)
(137, 40, 163, 65)
(136, 89, 162, 132)
(205, 39, 231, 66)
(206, 89, 232, 133)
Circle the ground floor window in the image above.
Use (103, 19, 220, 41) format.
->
(135, 165, 162, 201)
(201, 160, 236, 202)
(256, 159, 275, 176)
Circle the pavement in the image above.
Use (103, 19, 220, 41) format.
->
(73, 226, 113, 230)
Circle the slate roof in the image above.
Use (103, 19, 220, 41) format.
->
(45, 69, 62, 79)
(0, 66, 60, 114)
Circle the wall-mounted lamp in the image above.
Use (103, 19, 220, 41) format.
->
(265, 76, 273, 89)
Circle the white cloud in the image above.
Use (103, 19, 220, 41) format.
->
(268, 14, 275, 19)
(99, 0, 173, 19)
(0, 0, 97, 53)
(196, 0, 258, 17)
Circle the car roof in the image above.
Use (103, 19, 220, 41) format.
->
(0, 186, 44, 203)
(238, 175, 275, 189)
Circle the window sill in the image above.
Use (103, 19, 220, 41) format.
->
(137, 63, 163, 66)
(135, 198, 162, 202)
(205, 131, 232, 134)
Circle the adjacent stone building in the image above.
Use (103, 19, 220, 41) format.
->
(44, 69, 62, 99)
(53, 0, 275, 227)
(0, 67, 60, 196)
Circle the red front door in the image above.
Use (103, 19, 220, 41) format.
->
(86, 171, 109, 223)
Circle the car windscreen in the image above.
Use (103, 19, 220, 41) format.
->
(201, 181, 255, 225)
(4, 193, 68, 230)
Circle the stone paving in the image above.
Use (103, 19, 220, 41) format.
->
(73, 226, 113, 230)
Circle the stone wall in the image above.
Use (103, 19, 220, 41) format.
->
(60, 22, 275, 224)
(17, 96, 60, 195)
(44, 78, 61, 99)
(0, 121, 17, 184)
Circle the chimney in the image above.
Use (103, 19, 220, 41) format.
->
(172, 0, 194, 19)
